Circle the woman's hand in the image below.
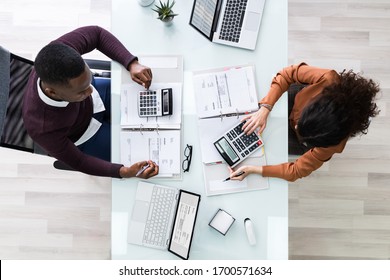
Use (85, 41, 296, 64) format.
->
(227, 165, 263, 181)
(119, 160, 159, 179)
(128, 60, 153, 89)
(241, 107, 271, 135)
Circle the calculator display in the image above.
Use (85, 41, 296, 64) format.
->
(215, 137, 239, 165)
(162, 89, 170, 115)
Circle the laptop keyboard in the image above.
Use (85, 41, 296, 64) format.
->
(227, 121, 263, 158)
(219, 0, 248, 43)
(143, 186, 176, 247)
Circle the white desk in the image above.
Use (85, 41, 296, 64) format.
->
(111, 0, 288, 260)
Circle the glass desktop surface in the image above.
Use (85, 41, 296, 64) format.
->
(111, 0, 288, 260)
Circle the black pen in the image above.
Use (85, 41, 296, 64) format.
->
(223, 171, 245, 182)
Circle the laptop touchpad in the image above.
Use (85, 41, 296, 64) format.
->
(131, 201, 149, 223)
(244, 12, 261, 32)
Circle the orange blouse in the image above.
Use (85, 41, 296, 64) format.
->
(260, 63, 347, 182)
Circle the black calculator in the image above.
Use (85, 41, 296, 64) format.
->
(137, 88, 173, 117)
(214, 121, 264, 167)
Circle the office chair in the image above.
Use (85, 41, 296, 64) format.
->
(0, 46, 39, 153)
(287, 83, 310, 156)
(84, 59, 111, 78)
(1, 46, 111, 172)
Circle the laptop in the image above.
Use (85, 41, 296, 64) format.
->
(127, 181, 201, 260)
(214, 120, 264, 167)
(189, 0, 266, 50)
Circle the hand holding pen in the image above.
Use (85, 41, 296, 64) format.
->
(224, 166, 247, 182)
(135, 160, 158, 178)
(223, 171, 245, 181)
(119, 160, 159, 179)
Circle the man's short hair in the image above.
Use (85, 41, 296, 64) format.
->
(34, 43, 85, 86)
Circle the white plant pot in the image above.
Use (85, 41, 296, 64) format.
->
(138, 0, 154, 7)
(162, 17, 174, 26)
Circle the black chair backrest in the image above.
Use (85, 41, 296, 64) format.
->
(84, 59, 111, 78)
(0, 52, 34, 152)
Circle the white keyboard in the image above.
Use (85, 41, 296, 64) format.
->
(143, 186, 176, 247)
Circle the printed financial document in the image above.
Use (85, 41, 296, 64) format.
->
(193, 65, 258, 118)
(120, 130, 181, 177)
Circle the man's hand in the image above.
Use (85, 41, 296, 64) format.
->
(119, 160, 159, 179)
(128, 60, 153, 89)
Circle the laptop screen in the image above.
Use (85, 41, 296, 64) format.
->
(189, 0, 220, 40)
(168, 190, 201, 260)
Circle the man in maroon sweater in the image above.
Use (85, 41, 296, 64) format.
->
(22, 26, 158, 178)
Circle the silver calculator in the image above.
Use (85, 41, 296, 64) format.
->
(137, 88, 173, 117)
(214, 121, 264, 167)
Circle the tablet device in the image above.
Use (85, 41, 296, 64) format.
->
(168, 190, 201, 260)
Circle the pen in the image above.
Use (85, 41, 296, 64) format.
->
(223, 171, 245, 182)
(136, 164, 150, 177)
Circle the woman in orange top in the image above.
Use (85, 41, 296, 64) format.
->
(229, 63, 380, 182)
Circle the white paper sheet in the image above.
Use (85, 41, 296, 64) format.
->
(203, 156, 269, 196)
(120, 130, 181, 177)
(193, 66, 258, 118)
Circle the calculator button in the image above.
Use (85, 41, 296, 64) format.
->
(233, 141, 241, 151)
(234, 124, 243, 135)
(248, 143, 260, 152)
(236, 139, 245, 150)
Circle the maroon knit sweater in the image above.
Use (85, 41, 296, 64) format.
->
(22, 26, 136, 178)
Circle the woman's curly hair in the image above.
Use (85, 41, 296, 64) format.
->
(297, 70, 380, 148)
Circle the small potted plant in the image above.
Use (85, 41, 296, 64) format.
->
(152, 0, 178, 26)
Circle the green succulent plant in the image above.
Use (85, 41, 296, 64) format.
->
(152, 0, 178, 21)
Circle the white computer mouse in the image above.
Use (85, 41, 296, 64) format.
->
(244, 218, 257, 246)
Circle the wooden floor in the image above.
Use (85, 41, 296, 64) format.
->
(288, 0, 390, 259)
(0, 0, 112, 259)
(1, 0, 389, 259)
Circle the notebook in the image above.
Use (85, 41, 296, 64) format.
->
(193, 65, 260, 165)
(127, 181, 201, 260)
(120, 55, 183, 178)
(189, 0, 266, 50)
(193, 65, 269, 195)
